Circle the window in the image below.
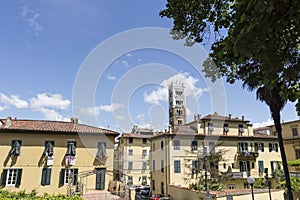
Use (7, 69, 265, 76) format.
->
(208, 123, 214, 133)
(258, 161, 264, 174)
(1, 169, 22, 187)
(178, 120, 183, 125)
(142, 138, 147, 144)
(223, 163, 227, 169)
(161, 160, 164, 173)
(254, 142, 264, 152)
(152, 160, 155, 171)
(128, 137, 133, 144)
(128, 162, 133, 170)
(239, 161, 250, 176)
(142, 162, 147, 170)
(174, 160, 181, 173)
(152, 143, 155, 151)
(173, 140, 180, 150)
(9, 140, 22, 156)
(128, 149, 133, 156)
(228, 184, 236, 190)
(66, 141, 76, 156)
(175, 100, 183, 105)
(97, 142, 107, 160)
(128, 176, 133, 185)
(44, 141, 54, 156)
(177, 109, 183, 116)
(209, 142, 215, 154)
(142, 176, 147, 184)
(142, 150, 147, 158)
(152, 180, 155, 191)
(191, 140, 198, 150)
(238, 124, 244, 135)
(252, 162, 255, 168)
(161, 141, 164, 150)
(232, 163, 234, 168)
(292, 127, 298, 137)
(175, 91, 183, 96)
(269, 143, 279, 152)
(60, 168, 78, 186)
(41, 168, 52, 186)
(161, 182, 165, 196)
(270, 161, 280, 175)
(223, 124, 229, 133)
(238, 142, 248, 152)
(295, 149, 300, 159)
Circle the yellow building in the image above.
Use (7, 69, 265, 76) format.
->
(0, 117, 118, 195)
(115, 130, 152, 186)
(268, 119, 300, 175)
(150, 113, 282, 197)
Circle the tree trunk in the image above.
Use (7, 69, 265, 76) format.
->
(271, 107, 293, 200)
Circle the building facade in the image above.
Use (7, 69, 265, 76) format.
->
(115, 131, 152, 186)
(150, 113, 282, 197)
(0, 117, 118, 195)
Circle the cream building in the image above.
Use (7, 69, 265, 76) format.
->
(150, 113, 282, 197)
(268, 119, 300, 175)
(115, 126, 153, 186)
(0, 117, 118, 195)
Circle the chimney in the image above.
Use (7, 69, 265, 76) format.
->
(70, 117, 78, 123)
(169, 125, 172, 134)
(242, 116, 245, 121)
(5, 116, 12, 128)
(229, 114, 232, 119)
(194, 114, 197, 121)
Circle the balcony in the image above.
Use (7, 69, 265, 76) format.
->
(237, 151, 259, 160)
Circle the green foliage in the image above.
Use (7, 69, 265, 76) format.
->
(253, 178, 268, 189)
(189, 179, 224, 191)
(0, 189, 83, 200)
(277, 177, 300, 191)
(287, 159, 300, 166)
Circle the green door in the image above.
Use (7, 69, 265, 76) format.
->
(95, 169, 105, 190)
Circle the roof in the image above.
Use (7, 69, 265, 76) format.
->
(201, 113, 250, 122)
(121, 133, 153, 138)
(0, 118, 119, 135)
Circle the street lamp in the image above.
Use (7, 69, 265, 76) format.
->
(247, 176, 255, 200)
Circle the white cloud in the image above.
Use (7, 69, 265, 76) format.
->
(80, 103, 124, 116)
(30, 93, 70, 110)
(21, 5, 42, 36)
(126, 53, 132, 57)
(107, 75, 116, 80)
(0, 93, 28, 108)
(253, 118, 274, 129)
(38, 107, 70, 121)
(144, 73, 208, 104)
(137, 114, 145, 121)
(115, 115, 125, 120)
(0, 106, 7, 112)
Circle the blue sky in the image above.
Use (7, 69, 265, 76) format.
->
(0, 0, 298, 133)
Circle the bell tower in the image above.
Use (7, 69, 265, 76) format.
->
(169, 80, 186, 127)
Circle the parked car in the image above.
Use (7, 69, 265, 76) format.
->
(150, 194, 161, 200)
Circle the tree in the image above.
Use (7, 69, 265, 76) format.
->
(160, 1, 300, 199)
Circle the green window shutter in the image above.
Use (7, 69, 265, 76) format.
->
(1, 169, 8, 186)
(254, 143, 258, 151)
(245, 143, 248, 151)
(261, 143, 264, 152)
(72, 169, 78, 186)
(15, 169, 22, 187)
(270, 161, 274, 173)
(237, 142, 241, 152)
(59, 169, 65, 187)
(41, 168, 52, 186)
(258, 161, 264, 173)
(269, 143, 272, 152)
(275, 143, 278, 152)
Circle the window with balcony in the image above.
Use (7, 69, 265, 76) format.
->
(191, 140, 198, 151)
(44, 141, 54, 156)
(238, 142, 248, 152)
(173, 140, 180, 150)
(128, 149, 133, 156)
(174, 160, 181, 173)
(0, 168, 22, 187)
(269, 143, 279, 152)
(66, 141, 76, 156)
(9, 140, 22, 156)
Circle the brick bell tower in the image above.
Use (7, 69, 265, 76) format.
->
(168, 80, 186, 127)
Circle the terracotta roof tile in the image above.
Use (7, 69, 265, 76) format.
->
(0, 118, 118, 135)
